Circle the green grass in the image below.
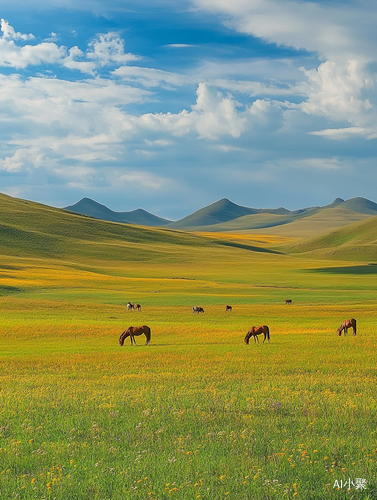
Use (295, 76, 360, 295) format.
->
(0, 194, 377, 499)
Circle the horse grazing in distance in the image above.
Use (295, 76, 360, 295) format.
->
(225, 305, 232, 312)
(337, 318, 357, 336)
(126, 302, 134, 311)
(244, 325, 270, 344)
(133, 303, 141, 311)
(119, 325, 151, 346)
(193, 306, 204, 313)
(285, 299, 292, 305)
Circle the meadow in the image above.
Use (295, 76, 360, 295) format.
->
(0, 198, 376, 499)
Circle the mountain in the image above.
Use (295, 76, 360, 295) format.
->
(64, 198, 171, 227)
(63, 195, 377, 233)
(167, 196, 377, 231)
(167, 198, 292, 229)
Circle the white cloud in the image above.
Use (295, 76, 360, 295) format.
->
(191, 0, 377, 62)
(310, 127, 372, 140)
(139, 83, 247, 139)
(62, 46, 96, 74)
(87, 32, 139, 67)
(164, 44, 195, 48)
(113, 65, 187, 88)
(115, 170, 171, 190)
(1, 18, 34, 40)
(0, 38, 66, 68)
(0, 22, 140, 75)
(300, 60, 377, 128)
(191, 0, 377, 139)
(291, 158, 342, 171)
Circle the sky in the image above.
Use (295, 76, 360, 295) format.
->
(0, 0, 376, 220)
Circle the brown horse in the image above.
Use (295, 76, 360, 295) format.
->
(225, 305, 232, 311)
(119, 325, 151, 346)
(133, 304, 141, 311)
(244, 325, 270, 344)
(285, 299, 292, 305)
(337, 318, 357, 336)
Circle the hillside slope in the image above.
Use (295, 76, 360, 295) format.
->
(238, 207, 371, 238)
(282, 215, 377, 261)
(0, 193, 211, 263)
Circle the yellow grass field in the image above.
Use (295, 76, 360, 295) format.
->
(0, 197, 376, 499)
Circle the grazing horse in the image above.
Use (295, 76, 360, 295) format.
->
(244, 325, 270, 344)
(225, 305, 232, 311)
(119, 325, 151, 346)
(285, 299, 292, 305)
(337, 318, 357, 336)
(127, 302, 134, 311)
(193, 306, 204, 313)
(133, 303, 141, 311)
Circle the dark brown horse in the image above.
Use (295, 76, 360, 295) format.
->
(119, 325, 151, 346)
(244, 325, 270, 344)
(285, 299, 292, 305)
(337, 318, 357, 336)
(225, 305, 232, 311)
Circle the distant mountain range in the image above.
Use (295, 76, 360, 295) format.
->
(64, 197, 171, 227)
(64, 196, 377, 232)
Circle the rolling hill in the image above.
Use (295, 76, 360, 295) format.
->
(0, 193, 213, 263)
(282, 214, 377, 261)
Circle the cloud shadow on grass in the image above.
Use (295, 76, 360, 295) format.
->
(307, 264, 377, 275)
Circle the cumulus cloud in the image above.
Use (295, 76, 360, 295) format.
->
(191, 0, 377, 140)
(1, 18, 34, 40)
(0, 21, 139, 75)
(300, 60, 377, 130)
(139, 83, 247, 139)
(0, 8, 376, 214)
(87, 32, 139, 67)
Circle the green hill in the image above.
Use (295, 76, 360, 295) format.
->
(0, 193, 212, 263)
(283, 214, 377, 261)
(239, 207, 371, 238)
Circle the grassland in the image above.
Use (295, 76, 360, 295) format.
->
(0, 194, 377, 499)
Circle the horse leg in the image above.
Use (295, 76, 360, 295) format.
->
(255, 335, 259, 344)
(344, 327, 348, 336)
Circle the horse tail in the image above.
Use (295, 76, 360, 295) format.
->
(354, 319, 357, 336)
(266, 326, 270, 341)
(145, 325, 151, 343)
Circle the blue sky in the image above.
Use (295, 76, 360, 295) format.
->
(0, 0, 376, 219)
